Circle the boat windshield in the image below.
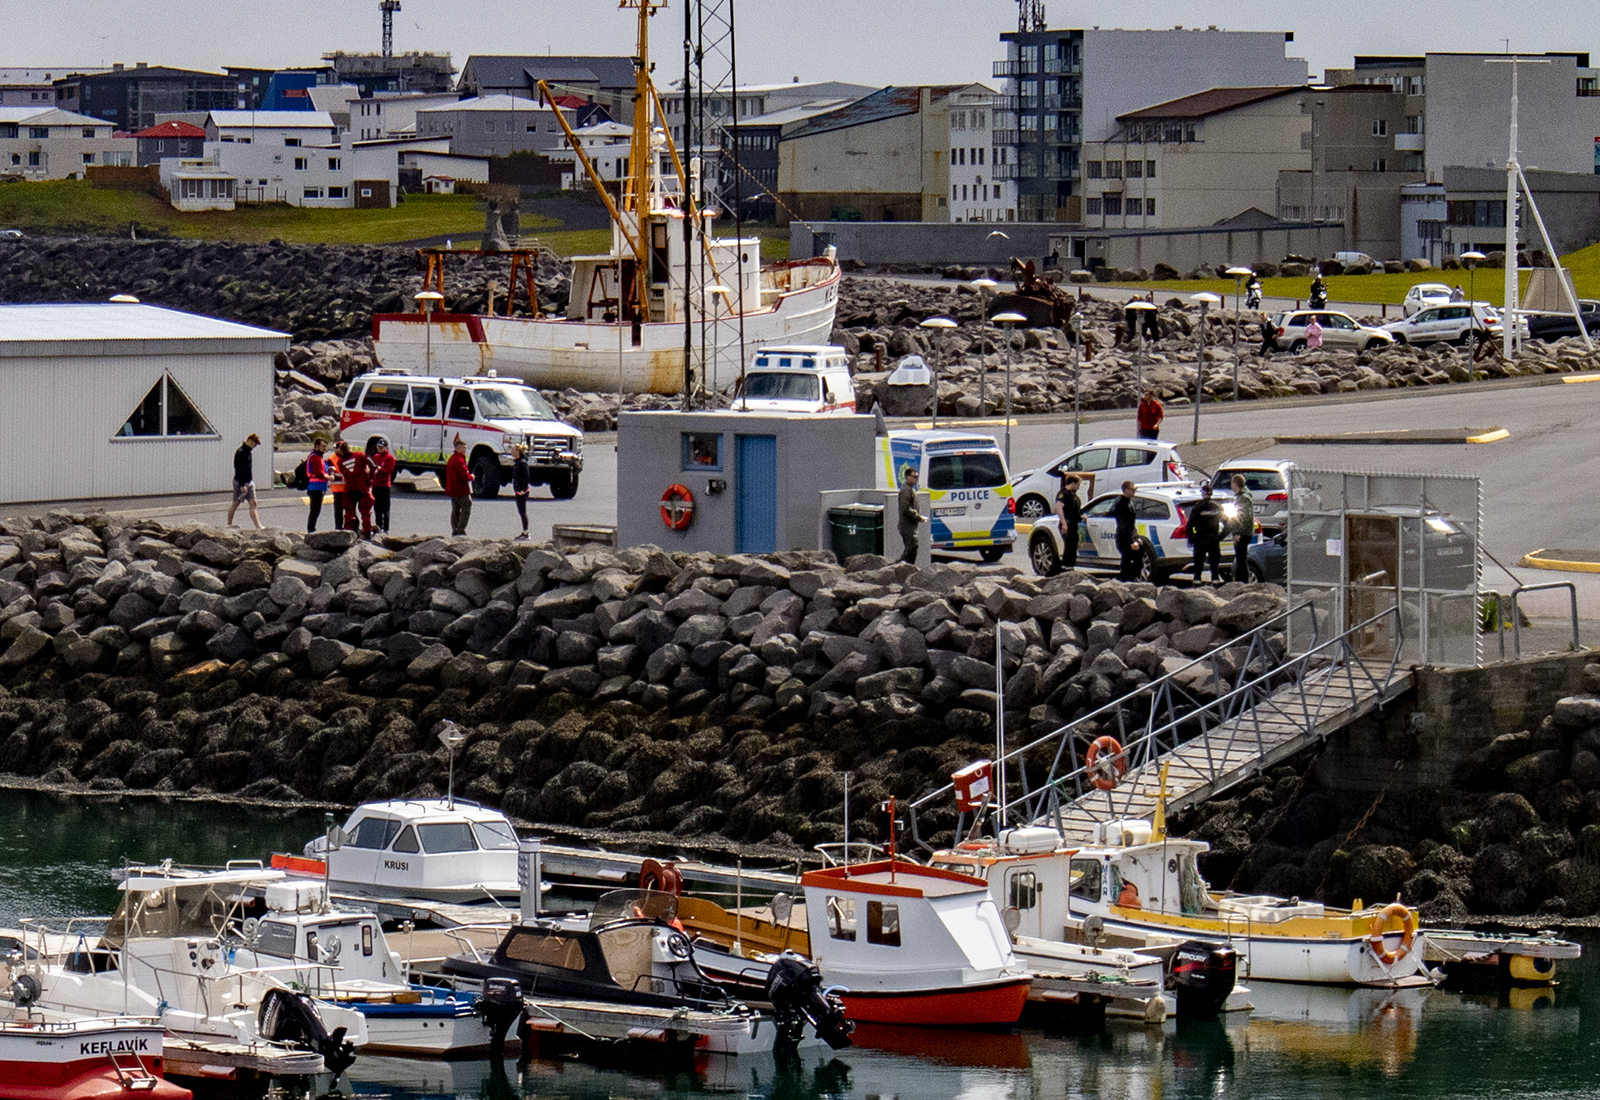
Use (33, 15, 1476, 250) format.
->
(473, 819, 520, 850)
(591, 889, 679, 928)
(743, 372, 820, 401)
(473, 385, 556, 421)
(417, 822, 478, 853)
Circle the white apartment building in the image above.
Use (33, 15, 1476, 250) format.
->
(353, 92, 459, 140)
(948, 87, 1012, 222)
(0, 106, 132, 178)
(161, 130, 402, 210)
(204, 110, 338, 148)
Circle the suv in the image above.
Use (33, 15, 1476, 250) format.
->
(877, 430, 1016, 562)
(1011, 439, 1187, 521)
(1269, 310, 1394, 353)
(1027, 483, 1254, 582)
(1208, 459, 1295, 533)
(1402, 283, 1454, 317)
(339, 370, 583, 499)
(1382, 302, 1504, 347)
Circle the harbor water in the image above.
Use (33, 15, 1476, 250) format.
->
(3, 786, 1596, 1100)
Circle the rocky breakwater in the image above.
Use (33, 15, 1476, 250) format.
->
(0, 511, 1286, 849)
(1174, 663, 1600, 919)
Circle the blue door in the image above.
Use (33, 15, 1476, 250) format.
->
(735, 434, 778, 553)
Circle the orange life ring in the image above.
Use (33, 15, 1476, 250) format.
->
(1367, 902, 1416, 965)
(639, 858, 683, 895)
(1085, 736, 1126, 792)
(660, 484, 695, 531)
(957, 841, 989, 852)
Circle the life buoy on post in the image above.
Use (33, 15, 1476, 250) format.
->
(1085, 736, 1126, 792)
(639, 858, 683, 895)
(660, 484, 695, 531)
(1368, 902, 1416, 965)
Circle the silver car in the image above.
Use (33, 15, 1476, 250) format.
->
(1269, 310, 1394, 354)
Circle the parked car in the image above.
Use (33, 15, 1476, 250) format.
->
(1208, 459, 1295, 533)
(0, 229, 22, 239)
(339, 369, 583, 499)
(877, 430, 1016, 562)
(1401, 283, 1454, 317)
(1011, 439, 1187, 522)
(731, 344, 855, 414)
(1268, 310, 1394, 353)
(1527, 300, 1600, 342)
(1381, 302, 1505, 347)
(1027, 484, 1255, 583)
(1246, 508, 1474, 589)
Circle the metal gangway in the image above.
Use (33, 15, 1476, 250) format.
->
(909, 602, 1412, 848)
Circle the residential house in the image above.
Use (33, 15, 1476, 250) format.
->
(163, 131, 402, 210)
(0, 68, 105, 108)
(134, 120, 206, 166)
(56, 64, 244, 132)
(548, 121, 632, 189)
(416, 95, 577, 156)
(352, 91, 459, 141)
(0, 106, 133, 178)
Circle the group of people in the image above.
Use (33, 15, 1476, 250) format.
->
(1051, 474, 1255, 584)
(302, 437, 398, 537)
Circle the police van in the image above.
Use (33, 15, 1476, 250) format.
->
(731, 344, 856, 415)
(338, 369, 583, 499)
(876, 430, 1017, 562)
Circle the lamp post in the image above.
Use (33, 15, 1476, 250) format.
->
(1069, 313, 1083, 447)
(992, 311, 1027, 464)
(1225, 266, 1254, 356)
(918, 316, 957, 428)
(969, 278, 998, 414)
(1189, 292, 1221, 445)
(1125, 300, 1157, 391)
(414, 290, 444, 377)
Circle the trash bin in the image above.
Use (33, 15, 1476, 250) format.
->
(828, 503, 884, 561)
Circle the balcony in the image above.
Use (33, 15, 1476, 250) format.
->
(1395, 132, 1425, 151)
(997, 95, 1040, 112)
(992, 60, 1037, 78)
(1043, 58, 1082, 75)
(993, 130, 1020, 146)
(994, 163, 1021, 180)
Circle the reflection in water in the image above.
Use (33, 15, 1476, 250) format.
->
(1239, 982, 1429, 1076)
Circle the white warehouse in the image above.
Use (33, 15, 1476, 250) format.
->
(0, 303, 284, 504)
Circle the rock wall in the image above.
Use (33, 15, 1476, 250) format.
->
(0, 511, 1284, 851)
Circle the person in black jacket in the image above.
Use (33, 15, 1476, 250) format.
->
(1113, 481, 1142, 581)
(1056, 474, 1083, 571)
(1186, 484, 1227, 583)
(226, 433, 263, 530)
(510, 443, 532, 540)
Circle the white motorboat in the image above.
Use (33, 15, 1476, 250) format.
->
(0, 1008, 191, 1100)
(371, 2, 839, 396)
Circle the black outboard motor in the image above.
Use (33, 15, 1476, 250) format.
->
(1170, 940, 1238, 1020)
(257, 987, 357, 1077)
(475, 977, 525, 1060)
(765, 953, 853, 1050)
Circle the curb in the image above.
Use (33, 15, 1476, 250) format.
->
(1272, 427, 1508, 445)
(1519, 549, 1600, 574)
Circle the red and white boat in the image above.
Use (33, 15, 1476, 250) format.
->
(0, 1016, 191, 1100)
(801, 859, 1032, 1027)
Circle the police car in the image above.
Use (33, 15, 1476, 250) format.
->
(877, 430, 1016, 562)
(1027, 483, 1255, 582)
(339, 370, 583, 499)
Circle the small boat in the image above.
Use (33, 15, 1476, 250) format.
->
(0, 1014, 191, 1100)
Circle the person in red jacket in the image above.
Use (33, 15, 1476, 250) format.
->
(1136, 389, 1164, 440)
(329, 441, 350, 529)
(340, 445, 374, 537)
(369, 438, 397, 534)
(443, 437, 474, 536)
(305, 438, 329, 533)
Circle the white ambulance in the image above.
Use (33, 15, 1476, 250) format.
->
(876, 429, 1017, 562)
(731, 344, 856, 414)
(338, 370, 583, 498)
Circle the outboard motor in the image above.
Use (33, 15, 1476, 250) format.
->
(1170, 940, 1238, 1020)
(258, 987, 357, 1077)
(765, 953, 853, 1051)
(475, 977, 525, 1061)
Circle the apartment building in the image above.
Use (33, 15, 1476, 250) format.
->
(323, 52, 454, 96)
(352, 92, 459, 141)
(0, 107, 133, 178)
(59, 64, 244, 132)
(0, 68, 105, 108)
(416, 96, 579, 157)
(947, 87, 1011, 222)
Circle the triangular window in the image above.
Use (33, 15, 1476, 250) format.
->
(116, 373, 217, 438)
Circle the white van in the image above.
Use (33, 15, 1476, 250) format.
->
(732, 344, 855, 414)
(339, 369, 583, 499)
(876, 430, 1017, 562)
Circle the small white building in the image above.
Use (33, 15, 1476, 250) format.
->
(549, 120, 632, 188)
(0, 106, 134, 179)
(0, 303, 284, 504)
(164, 132, 402, 209)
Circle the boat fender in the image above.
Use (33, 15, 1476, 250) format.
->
(639, 858, 683, 895)
(1367, 902, 1417, 966)
(660, 484, 695, 531)
(1086, 736, 1127, 791)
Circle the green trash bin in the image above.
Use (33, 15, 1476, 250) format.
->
(828, 503, 884, 561)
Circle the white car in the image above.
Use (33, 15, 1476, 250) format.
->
(1011, 439, 1187, 522)
(1382, 302, 1505, 347)
(1269, 310, 1394, 353)
(1401, 283, 1454, 317)
(1027, 483, 1252, 583)
(1207, 459, 1295, 533)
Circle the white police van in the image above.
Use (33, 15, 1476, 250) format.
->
(876, 430, 1017, 562)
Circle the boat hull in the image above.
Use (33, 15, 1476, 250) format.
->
(342, 995, 496, 1058)
(0, 1019, 191, 1100)
(835, 977, 1032, 1027)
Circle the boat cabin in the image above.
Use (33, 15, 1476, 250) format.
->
(302, 799, 522, 902)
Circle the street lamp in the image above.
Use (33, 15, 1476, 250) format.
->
(969, 278, 998, 414)
(1069, 312, 1083, 447)
(992, 311, 1027, 464)
(414, 290, 444, 376)
(1225, 266, 1254, 355)
(1189, 292, 1221, 445)
(918, 316, 957, 428)
(1125, 300, 1157, 391)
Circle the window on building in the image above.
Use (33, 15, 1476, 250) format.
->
(977, 148, 985, 165)
(284, 137, 300, 147)
(328, 185, 347, 198)
(1184, 122, 1197, 142)
(294, 157, 307, 170)
(485, 120, 496, 132)
(303, 187, 323, 199)
(1147, 159, 1156, 178)
(28, 152, 40, 167)
(1085, 197, 1103, 216)
(29, 126, 48, 139)
(1104, 160, 1122, 178)
(1146, 197, 1156, 216)
(1404, 115, 1423, 134)
(1086, 160, 1102, 179)
(115, 374, 217, 439)
(1104, 195, 1122, 215)
(1373, 158, 1387, 172)
(1372, 119, 1388, 136)
(1125, 160, 1142, 178)
(327, 157, 340, 170)
(81, 127, 95, 138)
(81, 152, 94, 164)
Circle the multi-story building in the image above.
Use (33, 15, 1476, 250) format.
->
(0, 107, 133, 178)
(322, 53, 454, 97)
(0, 68, 105, 108)
(352, 91, 459, 141)
(204, 110, 339, 148)
(458, 55, 636, 106)
(734, 100, 855, 221)
(415, 96, 578, 157)
(947, 86, 1010, 223)
(134, 120, 206, 166)
(994, 27, 1307, 222)
(56, 64, 245, 133)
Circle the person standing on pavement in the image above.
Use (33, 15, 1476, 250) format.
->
(898, 465, 924, 565)
(1186, 483, 1227, 584)
(1231, 474, 1256, 582)
(1305, 314, 1324, 351)
(511, 443, 532, 540)
(1136, 389, 1164, 440)
(1258, 312, 1280, 357)
(1140, 295, 1161, 342)
(369, 438, 396, 534)
(1113, 481, 1143, 581)
(227, 433, 263, 529)
(305, 438, 329, 533)
(1056, 474, 1083, 571)
(329, 441, 350, 530)
(444, 437, 474, 536)
(340, 444, 374, 538)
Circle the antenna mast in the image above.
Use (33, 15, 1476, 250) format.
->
(380, 0, 400, 58)
(1019, 0, 1045, 31)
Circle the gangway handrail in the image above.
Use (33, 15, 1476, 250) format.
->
(1497, 581, 1582, 660)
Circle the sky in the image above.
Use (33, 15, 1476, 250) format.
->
(8, 0, 1600, 89)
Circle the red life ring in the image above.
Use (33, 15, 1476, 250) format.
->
(1367, 902, 1416, 965)
(660, 484, 695, 531)
(639, 858, 683, 895)
(1086, 736, 1126, 792)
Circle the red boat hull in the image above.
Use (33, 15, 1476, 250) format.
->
(0, 1059, 191, 1100)
(838, 978, 1031, 1027)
